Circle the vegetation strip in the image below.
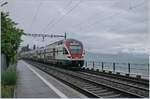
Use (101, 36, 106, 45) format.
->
(1, 67, 18, 98)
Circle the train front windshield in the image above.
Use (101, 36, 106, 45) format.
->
(70, 45, 81, 54)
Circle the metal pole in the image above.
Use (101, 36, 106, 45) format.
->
(148, 63, 149, 76)
(85, 61, 87, 67)
(102, 62, 104, 70)
(64, 32, 67, 39)
(93, 61, 94, 69)
(113, 62, 115, 73)
(128, 63, 130, 74)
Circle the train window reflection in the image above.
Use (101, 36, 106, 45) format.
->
(70, 49, 81, 54)
(70, 45, 81, 54)
(63, 48, 68, 54)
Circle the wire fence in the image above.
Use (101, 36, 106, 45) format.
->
(83, 61, 149, 79)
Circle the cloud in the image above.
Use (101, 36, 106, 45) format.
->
(2, 0, 149, 54)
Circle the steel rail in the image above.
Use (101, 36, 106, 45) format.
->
(25, 60, 149, 98)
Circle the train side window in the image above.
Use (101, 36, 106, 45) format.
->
(63, 48, 68, 54)
(57, 49, 58, 55)
(60, 42, 63, 45)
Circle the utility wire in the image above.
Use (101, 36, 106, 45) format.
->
(0, 0, 3, 3)
(129, 0, 149, 9)
(0, 1, 8, 7)
(63, 0, 73, 10)
(79, 0, 148, 32)
(108, 19, 147, 32)
(29, 2, 42, 33)
(82, 12, 121, 31)
(0, 0, 4, 3)
(41, 0, 73, 34)
(43, 0, 82, 33)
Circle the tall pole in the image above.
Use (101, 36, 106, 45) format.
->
(64, 32, 67, 40)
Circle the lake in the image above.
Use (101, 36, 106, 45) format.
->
(84, 52, 149, 79)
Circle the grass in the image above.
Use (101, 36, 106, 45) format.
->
(1, 66, 17, 98)
(1, 85, 14, 98)
(2, 67, 17, 85)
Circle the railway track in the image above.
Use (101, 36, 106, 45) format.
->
(79, 72, 149, 91)
(81, 69, 149, 86)
(25, 60, 149, 98)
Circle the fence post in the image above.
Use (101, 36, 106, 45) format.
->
(93, 61, 94, 69)
(85, 61, 87, 67)
(102, 62, 104, 71)
(148, 63, 149, 72)
(113, 62, 115, 73)
(128, 63, 130, 74)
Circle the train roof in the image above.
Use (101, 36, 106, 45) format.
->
(21, 38, 82, 53)
(46, 38, 81, 47)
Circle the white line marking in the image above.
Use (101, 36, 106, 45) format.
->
(22, 61, 68, 98)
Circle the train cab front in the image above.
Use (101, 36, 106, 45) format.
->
(64, 39, 84, 68)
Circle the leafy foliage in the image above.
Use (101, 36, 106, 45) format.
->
(1, 12, 23, 64)
(1, 67, 17, 86)
(1, 85, 14, 98)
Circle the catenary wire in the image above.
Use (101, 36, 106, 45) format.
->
(41, 0, 74, 34)
(29, 2, 42, 33)
(43, 0, 82, 34)
(78, 0, 148, 32)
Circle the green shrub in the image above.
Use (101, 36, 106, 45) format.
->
(1, 67, 17, 86)
(1, 86, 14, 98)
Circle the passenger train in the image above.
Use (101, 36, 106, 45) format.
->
(21, 39, 84, 69)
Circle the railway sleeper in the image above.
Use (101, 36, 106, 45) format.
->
(81, 83, 95, 86)
(79, 82, 90, 86)
(105, 94, 121, 98)
(96, 91, 114, 96)
(26, 60, 148, 98)
(82, 72, 149, 91)
(86, 87, 103, 91)
(91, 89, 108, 93)
(83, 85, 99, 89)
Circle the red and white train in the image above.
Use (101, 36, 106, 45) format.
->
(21, 39, 85, 69)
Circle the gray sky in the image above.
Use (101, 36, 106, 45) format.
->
(1, 0, 149, 54)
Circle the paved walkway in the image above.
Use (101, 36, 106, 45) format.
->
(15, 60, 87, 98)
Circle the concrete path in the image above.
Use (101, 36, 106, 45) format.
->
(15, 60, 87, 98)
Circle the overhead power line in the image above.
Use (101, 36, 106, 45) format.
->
(78, 0, 148, 32)
(0, 1, 8, 7)
(0, 0, 4, 3)
(43, 0, 82, 34)
(129, 0, 149, 9)
(41, 0, 73, 34)
(23, 32, 67, 41)
(29, 2, 42, 32)
(81, 12, 121, 31)
(63, 0, 73, 10)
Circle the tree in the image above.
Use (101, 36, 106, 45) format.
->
(1, 12, 23, 64)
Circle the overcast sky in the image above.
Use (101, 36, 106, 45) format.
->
(1, 0, 149, 54)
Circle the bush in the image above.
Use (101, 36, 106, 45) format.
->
(1, 12, 23, 64)
(1, 67, 17, 86)
(1, 67, 17, 98)
(1, 86, 14, 98)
